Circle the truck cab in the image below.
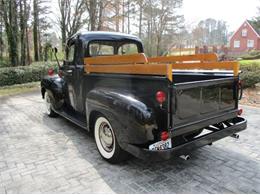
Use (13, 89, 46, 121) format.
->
(41, 31, 247, 163)
(61, 32, 144, 113)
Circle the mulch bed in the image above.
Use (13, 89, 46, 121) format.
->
(240, 88, 260, 108)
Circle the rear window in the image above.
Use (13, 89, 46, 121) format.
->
(118, 43, 138, 55)
(89, 43, 114, 56)
(88, 41, 141, 57)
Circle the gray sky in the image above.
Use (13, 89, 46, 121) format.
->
(49, 0, 259, 34)
(182, 0, 259, 32)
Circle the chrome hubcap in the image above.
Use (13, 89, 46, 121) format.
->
(99, 122, 114, 152)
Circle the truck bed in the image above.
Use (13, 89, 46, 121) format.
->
(170, 71, 238, 136)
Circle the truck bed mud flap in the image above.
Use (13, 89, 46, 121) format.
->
(125, 117, 247, 161)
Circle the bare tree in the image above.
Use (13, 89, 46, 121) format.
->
(58, 0, 86, 50)
(85, 0, 97, 31)
(191, 18, 228, 47)
(142, 0, 184, 56)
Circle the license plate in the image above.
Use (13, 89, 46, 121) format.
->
(149, 139, 172, 151)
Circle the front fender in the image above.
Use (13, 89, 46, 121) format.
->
(41, 75, 65, 109)
(86, 88, 158, 145)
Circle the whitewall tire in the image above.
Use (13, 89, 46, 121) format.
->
(44, 92, 58, 117)
(94, 115, 129, 163)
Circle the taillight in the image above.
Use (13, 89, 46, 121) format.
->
(237, 108, 243, 116)
(161, 131, 169, 141)
(48, 68, 54, 76)
(156, 91, 166, 104)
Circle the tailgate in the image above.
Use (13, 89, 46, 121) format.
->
(172, 77, 237, 128)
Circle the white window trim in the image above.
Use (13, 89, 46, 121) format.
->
(247, 40, 254, 48)
(242, 29, 247, 37)
(234, 40, 240, 48)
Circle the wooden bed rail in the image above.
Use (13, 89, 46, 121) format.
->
(85, 64, 173, 81)
(148, 53, 218, 63)
(84, 53, 239, 82)
(172, 61, 239, 76)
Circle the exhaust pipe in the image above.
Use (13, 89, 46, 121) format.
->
(230, 134, 239, 139)
(179, 155, 190, 161)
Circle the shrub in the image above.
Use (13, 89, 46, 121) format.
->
(240, 62, 260, 88)
(241, 50, 260, 60)
(0, 62, 58, 87)
(0, 57, 10, 68)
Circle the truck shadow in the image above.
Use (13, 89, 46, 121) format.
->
(42, 114, 260, 194)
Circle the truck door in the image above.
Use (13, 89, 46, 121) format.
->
(63, 38, 85, 113)
(63, 40, 77, 111)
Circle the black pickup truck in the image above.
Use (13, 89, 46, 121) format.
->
(41, 31, 247, 163)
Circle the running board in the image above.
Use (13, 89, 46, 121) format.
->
(54, 108, 88, 130)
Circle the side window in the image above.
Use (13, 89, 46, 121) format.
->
(67, 44, 75, 62)
(118, 43, 138, 55)
(89, 43, 114, 56)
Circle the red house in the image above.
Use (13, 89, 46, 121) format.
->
(229, 20, 260, 54)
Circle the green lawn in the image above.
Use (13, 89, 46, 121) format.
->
(239, 59, 260, 66)
(0, 82, 40, 97)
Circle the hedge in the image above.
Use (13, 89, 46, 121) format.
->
(0, 62, 58, 87)
(240, 61, 260, 88)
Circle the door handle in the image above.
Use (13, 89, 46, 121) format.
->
(66, 70, 73, 74)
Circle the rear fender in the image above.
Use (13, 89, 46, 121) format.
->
(86, 88, 158, 146)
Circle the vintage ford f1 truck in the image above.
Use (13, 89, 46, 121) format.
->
(41, 31, 247, 163)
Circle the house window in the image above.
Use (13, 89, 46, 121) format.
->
(242, 29, 247, 37)
(234, 40, 240, 48)
(247, 40, 254, 48)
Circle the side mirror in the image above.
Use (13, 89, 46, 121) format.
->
(53, 47, 61, 68)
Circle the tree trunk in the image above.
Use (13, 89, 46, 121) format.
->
(127, 0, 130, 34)
(122, 0, 125, 33)
(97, 0, 104, 30)
(0, 4, 3, 60)
(25, 25, 31, 64)
(138, 0, 143, 38)
(33, 0, 39, 61)
(24, 0, 31, 65)
(115, 0, 120, 32)
(2, 0, 19, 66)
(19, 0, 26, 66)
(38, 27, 42, 61)
(156, 35, 161, 56)
(89, 0, 97, 31)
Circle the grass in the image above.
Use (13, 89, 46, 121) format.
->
(239, 59, 260, 66)
(0, 82, 40, 97)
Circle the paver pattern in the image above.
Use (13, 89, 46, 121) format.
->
(0, 91, 259, 193)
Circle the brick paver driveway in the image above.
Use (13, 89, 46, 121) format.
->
(0, 91, 259, 193)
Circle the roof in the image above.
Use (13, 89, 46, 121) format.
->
(70, 31, 142, 43)
(247, 20, 260, 36)
(230, 20, 260, 40)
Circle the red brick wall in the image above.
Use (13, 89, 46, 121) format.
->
(230, 21, 260, 53)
